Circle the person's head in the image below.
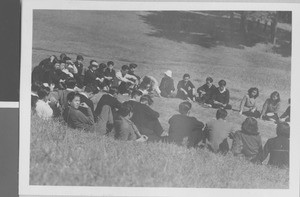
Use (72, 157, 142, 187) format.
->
(129, 63, 137, 72)
(108, 87, 118, 97)
(107, 61, 114, 69)
(65, 78, 77, 89)
(54, 61, 60, 70)
(206, 77, 213, 86)
(218, 80, 226, 91)
(179, 101, 192, 115)
(216, 108, 227, 120)
(140, 95, 153, 106)
(121, 65, 129, 74)
(84, 85, 98, 99)
(131, 90, 143, 100)
(276, 122, 290, 138)
(49, 55, 58, 63)
(183, 73, 190, 82)
(67, 92, 81, 109)
(99, 63, 107, 70)
(90, 60, 98, 71)
(248, 87, 259, 99)
(37, 87, 50, 101)
(270, 91, 280, 103)
(60, 53, 67, 61)
(164, 70, 172, 78)
(76, 55, 84, 63)
(119, 103, 133, 118)
(241, 117, 259, 135)
(59, 62, 66, 70)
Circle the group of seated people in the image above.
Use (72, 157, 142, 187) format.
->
(31, 54, 291, 169)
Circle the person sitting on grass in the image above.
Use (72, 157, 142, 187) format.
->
(139, 76, 161, 97)
(210, 79, 232, 109)
(131, 95, 164, 142)
(239, 87, 260, 118)
(115, 65, 138, 95)
(114, 104, 147, 142)
(57, 78, 78, 112)
(84, 60, 105, 89)
(63, 92, 94, 132)
(128, 63, 141, 82)
(231, 117, 263, 164)
(35, 86, 53, 120)
(79, 85, 99, 119)
(176, 73, 196, 101)
(73, 55, 85, 88)
(103, 61, 116, 88)
(279, 98, 290, 123)
(196, 76, 216, 105)
(159, 70, 175, 98)
(167, 101, 204, 148)
(260, 91, 281, 122)
(261, 122, 289, 168)
(204, 109, 234, 154)
(123, 90, 143, 111)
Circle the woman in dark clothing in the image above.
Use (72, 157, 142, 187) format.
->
(261, 122, 289, 168)
(176, 73, 195, 101)
(210, 79, 232, 109)
(159, 70, 175, 98)
(231, 117, 263, 163)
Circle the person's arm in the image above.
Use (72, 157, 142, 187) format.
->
(280, 106, 290, 119)
(116, 71, 132, 83)
(72, 107, 94, 130)
(274, 102, 281, 114)
(239, 96, 247, 114)
(260, 99, 269, 119)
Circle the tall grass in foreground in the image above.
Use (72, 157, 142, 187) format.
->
(30, 114, 288, 188)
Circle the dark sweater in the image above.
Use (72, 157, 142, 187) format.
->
(159, 76, 175, 97)
(168, 114, 204, 147)
(63, 106, 94, 131)
(94, 94, 122, 119)
(212, 88, 230, 105)
(197, 84, 216, 99)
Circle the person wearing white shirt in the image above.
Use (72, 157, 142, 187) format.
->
(35, 87, 53, 120)
(115, 65, 137, 94)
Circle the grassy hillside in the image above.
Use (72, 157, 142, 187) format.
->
(30, 11, 291, 187)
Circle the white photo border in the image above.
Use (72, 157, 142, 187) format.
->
(20, 0, 300, 196)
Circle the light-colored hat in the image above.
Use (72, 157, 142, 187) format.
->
(165, 70, 172, 77)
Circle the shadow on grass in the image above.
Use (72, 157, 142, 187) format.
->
(139, 11, 291, 57)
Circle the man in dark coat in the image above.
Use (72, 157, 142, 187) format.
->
(159, 70, 175, 98)
(79, 85, 99, 120)
(130, 95, 163, 141)
(168, 101, 204, 147)
(84, 60, 104, 88)
(32, 55, 58, 84)
(197, 77, 217, 104)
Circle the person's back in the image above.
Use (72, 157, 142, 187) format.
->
(159, 73, 175, 98)
(94, 90, 121, 119)
(261, 122, 289, 168)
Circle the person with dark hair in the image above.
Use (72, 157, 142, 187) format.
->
(73, 55, 85, 88)
(196, 77, 217, 104)
(239, 87, 260, 118)
(35, 87, 53, 120)
(84, 60, 104, 88)
(128, 63, 140, 81)
(130, 95, 163, 141)
(115, 65, 138, 94)
(32, 55, 58, 84)
(231, 117, 263, 163)
(42, 61, 66, 90)
(139, 76, 161, 97)
(260, 91, 281, 121)
(123, 90, 143, 111)
(280, 98, 290, 123)
(96, 63, 107, 90)
(63, 92, 94, 131)
(176, 73, 195, 101)
(94, 88, 122, 135)
(159, 70, 175, 98)
(103, 61, 116, 88)
(261, 122, 289, 168)
(114, 104, 146, 141)
(211, 79, 232, 109)
(168, 101, 204, 147)
(79, 85, 99, 119)
(204, 109, 234, 154)
(59, 53, 67, 63)
(57, 78, 77, 111)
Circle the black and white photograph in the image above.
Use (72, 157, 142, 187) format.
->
(19, 1, 300, 197)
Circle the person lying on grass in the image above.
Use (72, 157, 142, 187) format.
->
(167, 101, 204, 148)
(203, 109, 234, 154)
(239, 87, 260, 118)
(231, 117, 263, 164)
(114, 103, 147, 142)
(130, 95, 164, 142)
(260, 91, 281, 122)
(210, 79, 232, 109)
(176, 73, 196, 101)
(261, 122, 289, 168)
(63, 92, 95, 132)
(279, 98, 290, 123)
(159, 70, 175, 98)
(73, 55, 85, 88)
(35, 86, 53, 120)
(196, 76, 216, 105)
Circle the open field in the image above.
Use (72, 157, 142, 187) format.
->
(31, 11, 291, 187)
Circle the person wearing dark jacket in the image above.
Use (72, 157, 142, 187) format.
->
(103, 61, 116, 88)
(32, 55, 58, 84)
(210, 79, 232, 109)
(79, 85, 98, 120)
(84, 60, 104, 88)
(231, 117, 263, 163)
(73, 55, 85, 88)
(159, 70, 175, 98)
(123, 90, 143, 111)
(197, 77, 216, 104)
(176, 73, 195, 101)
(131, 95, 163, 141)
(261, 122, 289, 168)
(168, 101, 204, 147)
(63, 92, 95, 132)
